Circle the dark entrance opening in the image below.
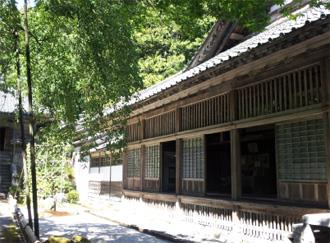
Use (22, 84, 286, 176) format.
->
(240, 125, 277, 198)
(162, 141, 176, 193)
(206, 132, 231, 196)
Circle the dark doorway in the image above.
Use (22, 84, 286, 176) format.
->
(162, 141, 176, 193)
(0, 127, 6, 151)
(240, 125, 277, 198)
(206, 132, 231, 196)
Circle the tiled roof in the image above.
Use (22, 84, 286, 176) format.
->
(106, 5, 329, 114)
(0, 91, 28, 114)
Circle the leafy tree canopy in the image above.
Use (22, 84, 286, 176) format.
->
(1, 0, 328, 149)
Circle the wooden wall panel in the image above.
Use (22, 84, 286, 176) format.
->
(182, 179, 205, 196)
(237, 63, 322, 120)
(279, 181, 327, 205)
(143, 179, 160, 192)
(144, 110, 176, 139)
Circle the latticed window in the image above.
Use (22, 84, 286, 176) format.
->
(90, 154, 111, 167)
(90, 157, 100, 167)
(101, 156, 112, 166)
(277, 119, 326, 181)
(182, 137, 204, 179)
(144, 145, 160, 178)
(127, 148, 141, 177)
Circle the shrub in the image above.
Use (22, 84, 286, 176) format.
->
(66, 190, 79, 203)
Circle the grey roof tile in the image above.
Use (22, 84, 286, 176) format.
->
(0, 91, 28, 114)
(103, 5, 330, 116)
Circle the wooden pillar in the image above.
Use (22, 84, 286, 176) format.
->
(203, 135, 207, 196)
(159, 143, 163, 192)
(175, 107, 182, 133)
(326, 112, 330, 208)
(176, 139, 182, 194)
(140, 145, 145, 191)
(231, 129, 241, 200)
(122, 149, 128, 190)
(323, 57, 330, 208)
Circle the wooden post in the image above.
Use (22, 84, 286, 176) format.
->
(140, 145, 145, 191)
(231, 129, 241, 200)
(323, 57, 330, 208)
(159, 143, 164, 192)
(203, 135, 207, 196)
(122, 149, 128, 190)
(176, 139, 183, 195)
(326, 113, 330, 209)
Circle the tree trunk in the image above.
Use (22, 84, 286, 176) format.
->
(14, 26, 33, 229)
(23, 0, 39, 238)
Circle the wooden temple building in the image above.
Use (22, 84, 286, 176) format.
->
(119, 4, 330, 242)
(73, 3, 330, 242)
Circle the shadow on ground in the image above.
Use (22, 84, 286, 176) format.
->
(0, 215, 21, 243)
(39, 217, 168, 243)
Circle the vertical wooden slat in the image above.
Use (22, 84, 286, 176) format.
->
(242, 88, 247, 119)
(175, 108, 181, 133)
(261, 82, 265, 115)
(242, 88, 246, 119)
(304, 69, 308, 106)
(238, 90, 241, 119)
(240, 89, 243, 119)
(223, 94, 227, 122)
(248, 86, 252, 117)
(265, 82, 269, 114)
(230, 90, 236, 122)
(316, 65, 322, 103)
(293, 72, 297, 108)
(140, 120, 144, 140)
(257, 84, 260, 116)
(252, 85, 256, 116)
(298, 70, 303, 107)
(279, 76, 283, 111)
(270, 79, 274, 112)
(274, 78, 278, 112)
(283, 76, 287, 110)
(309, 68, 314, 104)
(288, 73, 293, 109)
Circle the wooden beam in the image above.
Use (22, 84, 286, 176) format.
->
(231, 129, 241, 200)
(176, 139, 183, 195)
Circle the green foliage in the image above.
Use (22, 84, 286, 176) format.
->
(30, 1, 142, 124)
(1, 0, 329, 153)
(133, 5, 214, 86)
(46, 235, 91, 243)
(36, 142, 75, 198)
(66, 190, 79, 204)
